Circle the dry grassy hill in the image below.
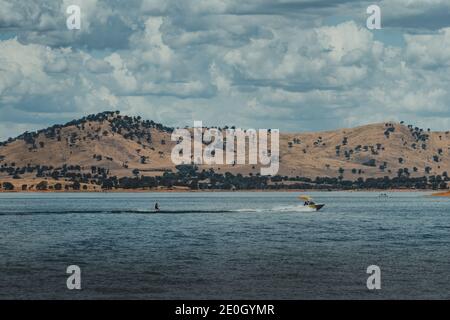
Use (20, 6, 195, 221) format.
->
(280, 122, 450, 179)
(0, 111, 176, 178)
(0, 111, 449, 190)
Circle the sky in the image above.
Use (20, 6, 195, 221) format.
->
(1, 0, 450, 141)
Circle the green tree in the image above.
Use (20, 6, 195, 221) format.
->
(36, 181, 48, 190)
(2, 182, 14, 190)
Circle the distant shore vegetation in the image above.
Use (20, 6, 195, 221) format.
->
(0, 164, 448, 192)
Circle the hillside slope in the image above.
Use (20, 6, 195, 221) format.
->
(1, 111, 449, 190)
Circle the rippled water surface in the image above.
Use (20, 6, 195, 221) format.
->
(0, 191, 449, 299)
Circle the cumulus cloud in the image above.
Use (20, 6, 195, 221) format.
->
(0, 38, 121, 132)
(85, 58, 113, 73)
(2, 0, 450, 141)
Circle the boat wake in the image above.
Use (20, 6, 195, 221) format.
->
(0, 205, 318, 216)
(0, 209, 232, 215)
(271, 205, 317, 212)
(228, 205, 317, 213)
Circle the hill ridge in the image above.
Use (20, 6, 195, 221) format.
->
(1, 111, 449, 191)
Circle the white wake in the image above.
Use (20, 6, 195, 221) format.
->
(236, 205, 317, 213)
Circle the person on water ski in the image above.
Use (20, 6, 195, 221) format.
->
(155, 202, 160, 211)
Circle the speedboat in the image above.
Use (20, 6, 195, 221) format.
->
(308, 203, 325, 211)
(298, 195, 325, 211)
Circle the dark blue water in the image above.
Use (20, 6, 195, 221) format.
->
(0, 191, 449, 299)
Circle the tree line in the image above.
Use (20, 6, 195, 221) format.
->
(1, 164, 448, 191)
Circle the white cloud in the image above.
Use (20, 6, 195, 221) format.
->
(3, 0, 450, 141)
(405, 28, 450, 68)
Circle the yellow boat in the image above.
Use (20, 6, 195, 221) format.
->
(298, 195, 325, 211)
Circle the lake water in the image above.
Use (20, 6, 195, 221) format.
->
(0, 191, 449, 299)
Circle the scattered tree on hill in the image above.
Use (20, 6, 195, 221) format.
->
(2, 182, 14, 190)
(36, 181, 48, 190)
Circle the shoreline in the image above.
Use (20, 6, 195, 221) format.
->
(430, 190, 450, 197)
(0, 188, 443, 193)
